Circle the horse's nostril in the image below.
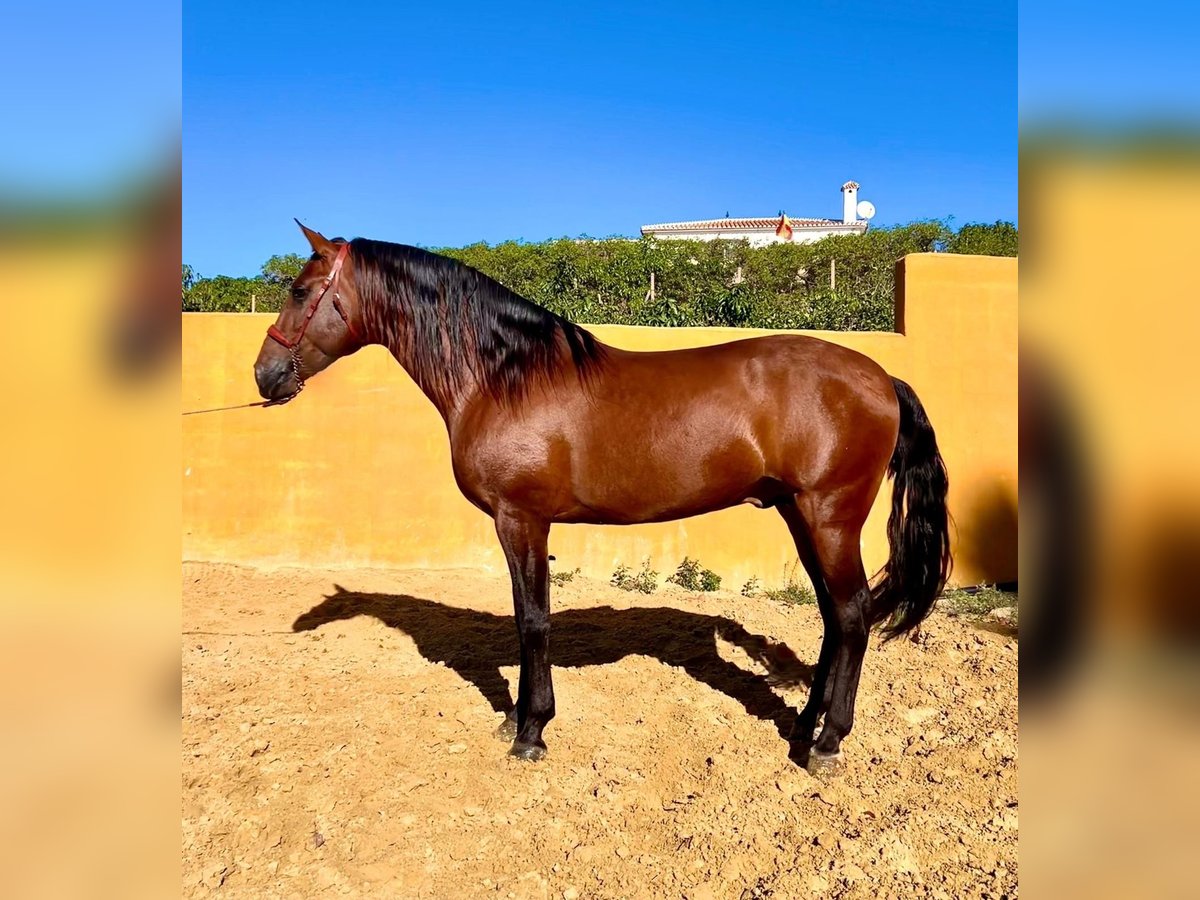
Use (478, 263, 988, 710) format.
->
(255, 361, 290, 398)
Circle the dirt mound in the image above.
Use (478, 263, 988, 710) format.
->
(182, 562, 1017, 898)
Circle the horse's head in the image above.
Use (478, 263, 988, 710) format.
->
(253, 221, 365, 403)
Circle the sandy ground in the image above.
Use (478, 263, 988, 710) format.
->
(182, 561, 1017, 899)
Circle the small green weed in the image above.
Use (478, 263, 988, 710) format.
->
(763, 563, 817, 606)
(765, 581, 818, 606)
(667, 557, 722, 592)
(611, 559, 658, 594)
(550, 567, 581, 586)
(941, 585, 1017, 622)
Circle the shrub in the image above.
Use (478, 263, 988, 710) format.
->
(185, 220, 1016, 327)
(667, 557, 722, 592)
(940, 585, 1017, 618)
(611, 559, 658, 594)
(945, 220, 1018, 256)
(764, 563, 818, 606)
(550, 567, 581, 586)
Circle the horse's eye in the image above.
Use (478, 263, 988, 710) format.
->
(291, 286, 307, 302)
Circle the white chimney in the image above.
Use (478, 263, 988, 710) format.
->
(841, 181, 860, 223)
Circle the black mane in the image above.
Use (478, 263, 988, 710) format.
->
(351, 238, 604, 404)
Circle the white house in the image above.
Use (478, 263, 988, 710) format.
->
(641, 181, 871, 246)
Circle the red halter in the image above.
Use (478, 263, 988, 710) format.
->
(266, 241, 360, 349)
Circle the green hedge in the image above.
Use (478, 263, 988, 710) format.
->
(181, 254, 302, 313)
(183, 220, 1016, 330)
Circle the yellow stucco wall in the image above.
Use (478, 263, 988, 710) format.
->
(183, 253, 1016, 588)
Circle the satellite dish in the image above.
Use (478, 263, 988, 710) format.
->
(856, 200, 876, 220)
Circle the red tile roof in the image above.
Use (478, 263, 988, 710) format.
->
(641, 217, 865, 233)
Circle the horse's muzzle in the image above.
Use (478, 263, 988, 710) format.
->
(254, 359, 296, 402)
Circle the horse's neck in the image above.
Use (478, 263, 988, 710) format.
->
(384, 342, 463, 423)
(365, 288, 595, 425)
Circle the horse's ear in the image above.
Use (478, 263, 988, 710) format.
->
(295, 219, 336, 258)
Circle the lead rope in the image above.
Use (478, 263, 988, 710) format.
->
(182, 402, 265, 416)
(183, 341, 305, 416)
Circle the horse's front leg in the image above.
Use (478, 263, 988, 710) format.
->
(495, 508, 554, 761)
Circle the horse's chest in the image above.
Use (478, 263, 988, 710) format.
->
(449, 429, 569, 512)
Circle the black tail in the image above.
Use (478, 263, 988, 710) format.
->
(871, 377, 952, 639)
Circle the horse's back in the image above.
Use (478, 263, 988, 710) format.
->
(611, 333, 899, 485)
(603, 332, 897, 419)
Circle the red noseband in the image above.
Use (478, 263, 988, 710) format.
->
(266, 242, 360, 350)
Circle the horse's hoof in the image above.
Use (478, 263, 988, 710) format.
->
(806, 749, 844, 777)
(509, 741, 547, 762)
(495, 717, 518, 741)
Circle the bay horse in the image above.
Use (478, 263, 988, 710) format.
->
(254, 222, 951, 773)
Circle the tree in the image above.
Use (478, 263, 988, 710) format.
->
(182, 264, 200, 311)
(945, 221, 1018, 257)
(184, 275, 259, 312)
(261, 253, 307, 285)
(183, 219, 1016, 326)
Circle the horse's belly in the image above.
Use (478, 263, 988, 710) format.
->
(558, 432, 776, 524)
(558, 483, 787, 525)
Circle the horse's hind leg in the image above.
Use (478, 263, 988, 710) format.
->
(495, 509, 555, 761)
(776, 498, 838, 743)
(803, 517, 872, 772)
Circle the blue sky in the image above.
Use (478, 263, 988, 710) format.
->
(0, 1, 179, 195)
(1020, 3, 1200, 121)
(186, 1, 1016, 277)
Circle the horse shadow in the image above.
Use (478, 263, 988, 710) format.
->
(293, 586, 814, 742)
